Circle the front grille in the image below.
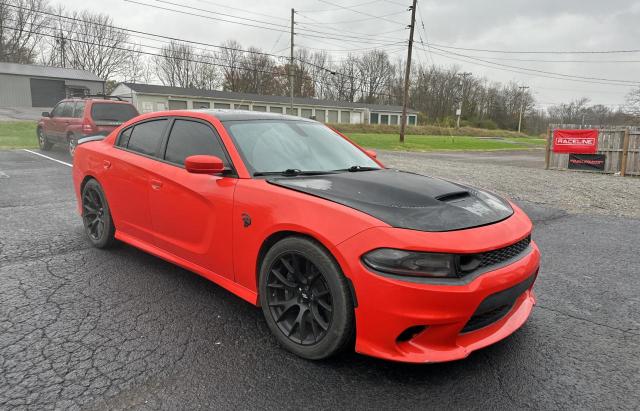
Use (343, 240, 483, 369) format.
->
(478, 236, 531, 269)
(458, 236, 531, 276)
(461, 304, 513, 333)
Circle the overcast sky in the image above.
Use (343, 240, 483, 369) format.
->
(57, 0, 640, 108)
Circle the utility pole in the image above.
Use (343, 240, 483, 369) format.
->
(456, 72, 472, 128)
(517, 85, 530, 133)
(399, 0, 418, 143)
(56, 31, 67, 68)
(289, 8, 295, 112)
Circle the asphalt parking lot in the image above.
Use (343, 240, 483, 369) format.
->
(1, 147, 639, 410)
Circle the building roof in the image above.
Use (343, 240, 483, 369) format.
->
(118, 82, 418, 114)
(0, 62, 103, 82)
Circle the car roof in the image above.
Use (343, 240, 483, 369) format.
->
(193, 109, 317, 122)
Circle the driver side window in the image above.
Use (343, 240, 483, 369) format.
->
(51, 103, 64, 117)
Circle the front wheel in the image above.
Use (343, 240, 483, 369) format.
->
(81, 179, 116, 248)
(259, 236, 354, 360)
(37, 128, 53, 150)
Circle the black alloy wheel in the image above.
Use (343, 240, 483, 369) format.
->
(266, 252, 333, 345)
(37, 128, 52, 150)
(81, 179, 116, 248)
(259, 237, 354, 360)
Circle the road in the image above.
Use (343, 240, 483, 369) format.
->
(0, 148, 638, 410)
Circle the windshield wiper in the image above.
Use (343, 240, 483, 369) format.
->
(253, 169, 337, 177)
(334, 166, 381, 172)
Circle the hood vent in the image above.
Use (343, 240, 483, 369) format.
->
(436, 191, 471, 203)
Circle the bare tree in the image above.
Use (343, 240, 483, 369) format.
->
(0, 0, 50, 64)
(219, 40, 245, 92)
(624, 87, 640, 118)
(154, 41, 197, 87)
(122, 45, 155, 84)
(357, 50, 394, 104)
(50, 11, 132, 80)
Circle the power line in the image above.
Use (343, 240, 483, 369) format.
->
(191, 0, 289, 22)
(425, 44, 640, 84)
(297, 0, 390, 13)
(416, 44, 640, 87)
(1, 3, 287, 60)
(313, 0, 406, 24)
(426, 43, 640, 55)
(125, 0, 407, 45)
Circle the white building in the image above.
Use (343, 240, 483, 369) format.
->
(111, 83, 418, 125)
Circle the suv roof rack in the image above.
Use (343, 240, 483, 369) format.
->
(81, 94, 125, 101)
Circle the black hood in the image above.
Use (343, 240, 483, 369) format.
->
(267, 169, 513, 232)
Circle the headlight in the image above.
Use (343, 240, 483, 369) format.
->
(362, 248, 459, 278)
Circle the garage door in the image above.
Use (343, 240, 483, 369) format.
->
(168, 100, 187, 110)
(30, 78, 65, 107)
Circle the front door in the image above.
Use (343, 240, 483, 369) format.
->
(148, 118, 237, 280)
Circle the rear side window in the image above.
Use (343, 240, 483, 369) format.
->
(91, 103, 138, 122)
(73, 101, 85, 118)
(126, 119, 168, 157)
(61, 102, 74, 117)
(165, 119, 228, 166)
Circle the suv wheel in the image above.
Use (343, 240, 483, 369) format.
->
(68, 135, 77, 157)
(37, 128, 53, 151)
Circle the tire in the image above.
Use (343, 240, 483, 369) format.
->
(37, 127, 53, 151)
(259, 236, 354, 360)
(81, 179, 116, 249)
(68, 134, 77, 157)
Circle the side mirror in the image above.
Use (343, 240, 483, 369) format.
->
(185, 155, 225, 174)
(365, 149, 377, 159)
(42, 111, 51, 118)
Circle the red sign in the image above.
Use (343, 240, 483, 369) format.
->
(553, 129, 598, 154)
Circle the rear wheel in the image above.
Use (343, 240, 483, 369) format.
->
(259, 236, 354, 360)
(68, 134, 77, 157)
(81, 179, 116, 248)
(37, 127, 52, 151)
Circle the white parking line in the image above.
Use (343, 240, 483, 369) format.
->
(22, 149, 72, 167)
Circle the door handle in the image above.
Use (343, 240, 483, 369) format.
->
(150, 179, 163, 190)
(103, 160, 111, 169)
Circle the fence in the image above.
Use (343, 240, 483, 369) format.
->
(545, 124, 640, 176)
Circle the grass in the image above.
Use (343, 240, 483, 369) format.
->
(0, 121, 38, 149)
(0, 120, 546, 152)
(332, 123, 535, 138)
(346, 133, 546, 152)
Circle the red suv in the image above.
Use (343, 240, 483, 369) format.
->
(37, 97, 139, 156)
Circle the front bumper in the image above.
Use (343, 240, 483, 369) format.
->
(336, 208, 539, 363)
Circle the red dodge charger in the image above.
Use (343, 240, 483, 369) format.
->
(72, 110, 540, 363)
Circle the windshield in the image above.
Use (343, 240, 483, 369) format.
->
(91, 103, 139, 122)
(223, 120, 380, 175)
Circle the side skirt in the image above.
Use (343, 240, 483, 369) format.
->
(115, 231, 259, 305)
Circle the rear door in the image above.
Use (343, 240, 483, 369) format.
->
(68, 101, 86, 137)
(147, 118, 237, 280)
(104, 118, 170, 245)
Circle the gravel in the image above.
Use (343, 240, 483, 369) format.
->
(379, 150, 640, 219)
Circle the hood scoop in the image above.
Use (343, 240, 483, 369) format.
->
(436, 190, 471, 203)
(268, 169, 513, 232)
